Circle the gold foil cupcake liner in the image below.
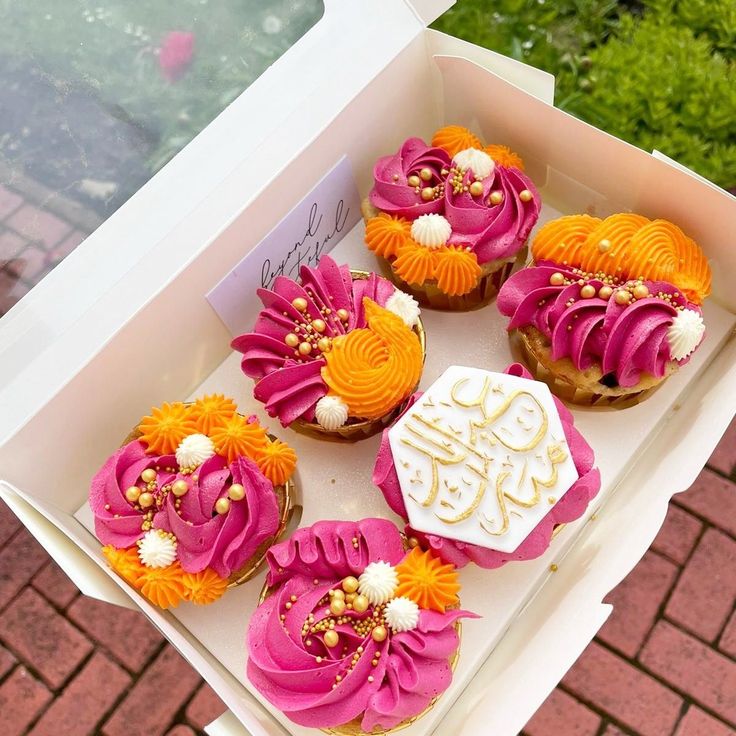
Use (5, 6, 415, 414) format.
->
(122, 418, 298, 588)
(257, 537, 461, 736)
(380, 255, 517, 311)
(291, 270, 427, 442)
(515, 328, 661, 409)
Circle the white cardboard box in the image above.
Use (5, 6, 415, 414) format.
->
(1, 3, 736, 735)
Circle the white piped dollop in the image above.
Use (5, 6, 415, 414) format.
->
(410, 214, 451, 249)
(315, 395, 349, 430)
(138, 530, 177, 569)
(453, 147, 495, 179)
(667, 308, 705, 361)
(385, 289, 421, 328)
(358, 561, 398, 606)
(176, 433, 215, 469)
(385, 596, 420, 632)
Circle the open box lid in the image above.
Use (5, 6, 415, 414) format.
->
(3, 0, 551, 447)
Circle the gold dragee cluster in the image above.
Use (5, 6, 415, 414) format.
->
(281, 289, 350, 362)
(110, 465, 248, 532)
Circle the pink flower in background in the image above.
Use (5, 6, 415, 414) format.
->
(159, 31, 195, 82)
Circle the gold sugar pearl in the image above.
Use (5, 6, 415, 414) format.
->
(324, 630, 339, 648)
(489, 191, 504, 205)
(599, 285, 613, 300)
(172, 480, 189, 498)
(317, 337, 331, 353)
(337, 308, 349, 322)
(420, 187, 435, 201)
(331, 588, 345, 601)
(342, 576, 359, 593)
(330, 598, 346, 616)
(284, 333, 300, 348)
(519, 189, 533, 202)
(407, 175, 421, 187)
(407, 537, 419, 548)
(580, 285, 596, 299)
(125, 486, 141, 503)
(598, 239, 612, 253)
(215, 497, 231, 515)
(138, 492, 154, 508)
(633, 284, 650, 299)
(298, 342, 312, 356)
(292, 297, 308, 312)
(372, 626, 387, 643)
(549, 272, 565, 286)
(614, 290, 631, 305)
(312, 319, 326, 333)
(228, 483, 245, 501)
(419, 167, 433, 181)
(141, 468, 156, 484)
(353, 595, 369, 613)
(469, 181, 484, 197)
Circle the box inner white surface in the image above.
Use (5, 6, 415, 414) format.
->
(74, 211, 735, 736)
(2, 28, 732, 736)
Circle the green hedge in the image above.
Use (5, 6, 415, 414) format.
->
(434, 1, 736, 190)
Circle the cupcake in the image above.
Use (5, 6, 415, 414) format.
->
(497, 213, 712, 406)
(231, 255, 425, 440)
(374, 365, 601, 568)
(362, 125, 541, 310)
(247, 518, 476, 734)
(89, 395, 297, 608)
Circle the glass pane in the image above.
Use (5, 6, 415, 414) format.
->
(0, 0, 324, 317)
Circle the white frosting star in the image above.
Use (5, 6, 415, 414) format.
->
(176, 433, 215, 469)
(385, 596, 420, 632)
(138, 530, 177, 569)
(358, 561, 398, 606)
(385, 289, 421, 328)
(410, 213, 451, 248)
(453, 147, 495, 179)
(315, 395, 349, 430)
(667, 308, 705, 361)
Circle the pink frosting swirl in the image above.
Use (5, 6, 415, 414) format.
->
(497, 262, 702, 387)
(445, 165, 540, 263)
(369, 137, 451, 219)
(90, 441, 176, 548)
(232, 255, 395, 425)
(373, 365, 601, 569)
(91, 442, 280, 578)
(153, 454, 279, 578)
(247, 519, 476, 731)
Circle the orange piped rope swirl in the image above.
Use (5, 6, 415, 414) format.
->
(321, 299, 423, 420)
(531, 213, 711, 303)
(365, 213, 412, 259)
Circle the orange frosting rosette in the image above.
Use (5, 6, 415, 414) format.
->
(139, 562, 188, 609)
(209, 413, 269, 465)
(255, 439, 297, 486)
(322, 299, 423, 421)
(393, 242, 439, 286)
(531, 213, 711, 304)
(182, 568, 229, 605)
(484, 144, 525, 170)
(365, 213, 412, 259)
(395, 547, 460, 613)
(138, 402, 198, 455)
(189, 394, 238, 435)
(431, 125, 482, 158)
(434, 246, 481, 296)
(103, 545, 146, 589)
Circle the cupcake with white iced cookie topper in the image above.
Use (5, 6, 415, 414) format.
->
(232, 255, 426, 441)
(362, 125, 541, 310)
(247, 518, 477, 734)
(89, 395, 296, 608)
(374, 364, 601, 568)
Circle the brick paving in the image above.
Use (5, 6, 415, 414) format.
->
(0, 181, 734, 733)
